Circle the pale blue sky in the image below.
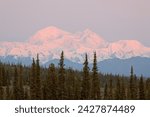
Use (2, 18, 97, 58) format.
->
(0, 0, 150, 46)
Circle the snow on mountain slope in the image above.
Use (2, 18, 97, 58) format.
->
(0, 26, 150, 63)
(108, 40, 150, 58)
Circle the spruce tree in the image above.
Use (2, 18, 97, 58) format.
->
(139, 75, 145, 99)
(120, 78, 126, 99)
(129, 66, 137, 99)
(133, 75, 138, 99)
(74, 76, 81, 100)
(104, 82, 108, 100)
(6, 82, 10, 100)
(45, 64, 57, 99)
(30, 58, 36, 99)
(66, 68, 75, 99)
(35, 54, 42, 99)
(58, 51, 66, 99)
(108, 77, 113, 99)
(51, 64, 58, 99)
(81, 53, 90, 99)
(0, 64, 3, 99)
(24, 87, 29, 100)
(5, 70, 10, 100)
(146, 79, 150, 99)
(115, 78, 121, 100)
(91, 52, 101, 99)
(13, 66, 19, 99)
(2, 66, 6, 86)
(18, 65, 24, 99)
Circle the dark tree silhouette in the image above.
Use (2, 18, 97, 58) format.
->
(91, 52, 101, 99)
(139, 75, 145, 99)
(81, 53, 90, 99)
(58, 51, 66, 99)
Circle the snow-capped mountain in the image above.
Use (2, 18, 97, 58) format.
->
(0, 26, 150, 64)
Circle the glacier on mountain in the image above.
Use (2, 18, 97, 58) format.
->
(0, 26, 150, 64)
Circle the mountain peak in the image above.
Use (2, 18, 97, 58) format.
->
(115, 39, 144, 49)
(79, 28, 107, 48)
(117, 39, 143, 45)
(28, 26, 70, 44)
(83, 28, 94, 33)
(39, 26, 66, 33)
(1, 26, 150, 64)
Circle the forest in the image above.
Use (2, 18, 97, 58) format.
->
(0, 51, 150, 100)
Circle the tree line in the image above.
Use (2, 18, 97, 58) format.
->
(0, 51, 150, 100)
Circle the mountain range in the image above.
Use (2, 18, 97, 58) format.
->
(0, 26, 150, 76)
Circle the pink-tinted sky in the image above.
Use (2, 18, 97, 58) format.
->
(0, 0, 150, 46)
